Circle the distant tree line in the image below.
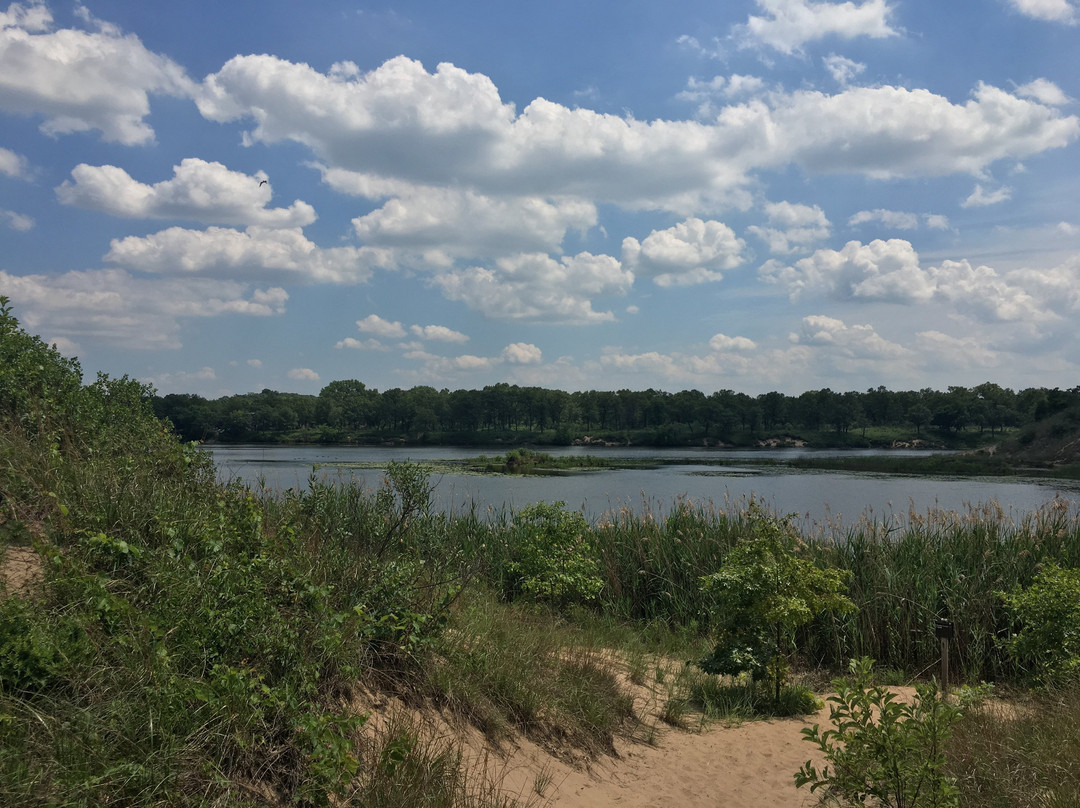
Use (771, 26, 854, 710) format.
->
(152, 381, 1080, 446)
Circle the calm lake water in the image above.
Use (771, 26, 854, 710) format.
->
(208, 444, 1080, 531)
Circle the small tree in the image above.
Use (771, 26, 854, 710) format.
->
(795, 657, 961, 808)
(699, 507, 855, 706)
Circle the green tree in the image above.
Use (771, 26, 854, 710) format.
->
(699, 507, 856, 706)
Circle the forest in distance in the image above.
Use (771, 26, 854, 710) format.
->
(152, 378, 1080, 449)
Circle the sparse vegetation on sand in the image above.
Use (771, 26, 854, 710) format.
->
(3, 297, 1080, 806)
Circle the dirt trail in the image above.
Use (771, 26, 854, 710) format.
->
(486, 707, 833, 808)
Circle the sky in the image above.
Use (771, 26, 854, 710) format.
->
(1, 0, 1079, 399)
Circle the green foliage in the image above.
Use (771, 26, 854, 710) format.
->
(698, 507, 855, 705)
(507, 501, 603, 607)
(1000, 562, 1080, 686)
(0, 597, 90, 694)
(795, 657, 962, 808)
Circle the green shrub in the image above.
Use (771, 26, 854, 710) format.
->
(507, 501, 603, 607)
(1000, 562, 1080, 686)
(0, 597, 91, 695)
(796, 657, 962, 808)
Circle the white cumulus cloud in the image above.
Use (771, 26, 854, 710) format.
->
(748, 201, 831, 254)
(433, 251, 632, 324)
(104, 226, 382, 284)
(0, 3, 195, 144)
(355, 314, 406, 338)
(195, 54, 1078, 218)
(0, 146, 30, 179)
(502, 342, 542, 364)
(57, 159, 316, 227)
(1, 209, 33, 230)
(761, 238, 1057, 325)
(823, 53, 866, 86)
(962, 184, 1012, 207)
(0, 267, 286, 349)
(410, 324, 469, 343)
(1009, 0, 1076, 23)
(793, 314, 909, 358)
(622, 217, 746, 286)
(738, 0, 899, 55)
(709, 333, 757, 352)
(351, 185, 595, 258)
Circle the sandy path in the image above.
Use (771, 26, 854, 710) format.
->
(482, 705, 835, 808)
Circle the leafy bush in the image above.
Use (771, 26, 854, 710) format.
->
(795, 657, 961, 808)
(1000, 562, 1080, 686)
(507, 501, 603, 607)
(0, 597, 91, 695)
(698, 506, 855, 707)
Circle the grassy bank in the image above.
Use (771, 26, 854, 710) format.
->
(4, 298, 1080, 805)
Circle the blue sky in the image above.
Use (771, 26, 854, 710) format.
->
(1, 0, 1079, 398)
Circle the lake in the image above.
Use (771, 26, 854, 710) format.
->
(208, 444, 1080, 531)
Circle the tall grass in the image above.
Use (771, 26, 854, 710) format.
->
(948, 685, 1080, 806)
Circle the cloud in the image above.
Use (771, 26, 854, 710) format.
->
(761, 238, 931, 303)
(0, 146, 30, 179)
(792, 314, 909, 358)
(851, 210, 952, 232)
(709, 333, 757, 352)
(770, 83, 1078, 179)
(823, 53, 866, 86)
(676, 34, 726, 61)
(1009, 0, 1076, 23)
(104, 226, 383, 284)
(351, 185, 596, 258)
(1016, 78, 1071, 105)
(355, 314, 406, 338)
(198, 54, 1078, 216)
(410, 324, 469, 343)
(747, 201, 831, 254)
(962, 184, 1012, 207)
(848, 209, 951, 231)
(287, 367, 320, 382)
(848, 209, 919, 230)
(1, 209, 33, 230)
(57, 159, 316, 227)
(502, 342, 542, 364)
(398, 344, 551, 379)
(433, 251, 632, 324)
(677, 74, 768, 118)
(335, 337, 390, 351)
(0, 267, 286, 349)
(915, 331, 998, 368)
(0, 3, 195, 144)
(737, 0, 899, 55)
(198, 54, 516, 183)
(621, 217, 747, 286)
(761, 238, 1055, 324)
(246, 358, 262, 368)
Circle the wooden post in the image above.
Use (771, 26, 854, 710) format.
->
(935, 618, 953, 697)
(940, 636, 949, 694)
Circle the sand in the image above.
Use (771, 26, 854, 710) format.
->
(480, 706, 834, 808)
